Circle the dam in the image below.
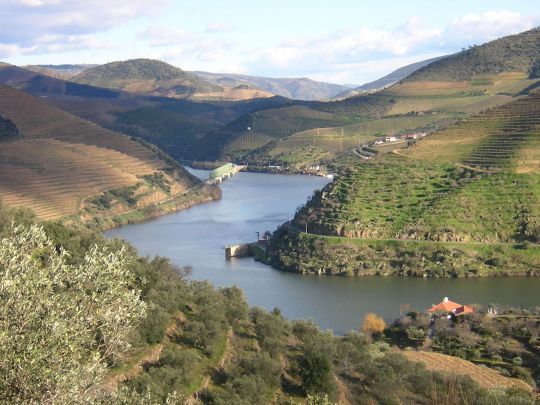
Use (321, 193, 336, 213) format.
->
(208, 163, 244, 183)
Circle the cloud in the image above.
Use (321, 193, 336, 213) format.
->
(442, 10, 536, 47)
(205, 22, 234, 33)
(0, 0, 169, 56)
(2, 4, 538, 84)
(140, 25, 234, 64)
(244, 21, 443, 80)
(244, 10, 539, 83)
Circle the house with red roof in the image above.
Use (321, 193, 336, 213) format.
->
(428, 297, 474, 318)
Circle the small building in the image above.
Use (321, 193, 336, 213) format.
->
(428, 297, 474, 318)
(385, 136, 398, 142)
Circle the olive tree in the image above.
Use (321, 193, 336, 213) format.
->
(0, 224, 147, 403)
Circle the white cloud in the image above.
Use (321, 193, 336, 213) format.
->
(205, 22, 234, 33)
(141, 25, 235, 64)
(0, 0, 169, 57)
(243, 11, 539, 83)
(442, 10, 536, 47)
(1, 4, 538, 84)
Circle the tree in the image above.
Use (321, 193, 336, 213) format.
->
(0, 224, 147, 403)
(361, 313, 386, 338)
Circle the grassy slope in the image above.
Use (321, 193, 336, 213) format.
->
(0, 85, 206, 221)
(240, 72, 537, 168)
(267, 29, 540, 277)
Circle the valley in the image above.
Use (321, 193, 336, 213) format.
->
(0, 17, 539, 403)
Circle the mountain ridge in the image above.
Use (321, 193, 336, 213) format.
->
(191, 71, 351, 100)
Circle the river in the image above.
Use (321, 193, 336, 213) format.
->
(105, 170, 540, 333)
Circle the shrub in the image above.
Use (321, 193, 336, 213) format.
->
(361, 313, 386, 337)
(0, 225, 146, 403)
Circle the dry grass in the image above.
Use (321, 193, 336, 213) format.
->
(0, 139, 166, 220)
(401, 351, 532, 392)
(0, 86, 196, 220)
(403, 92, 540, 173)
(192, 87, 274, 101)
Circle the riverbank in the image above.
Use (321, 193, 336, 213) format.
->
(77, 184, 221, 232)
(104, 171, 540, 331)
(188, 160, 332, 177)
(266, 227, 540, 278)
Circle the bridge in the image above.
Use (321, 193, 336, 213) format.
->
(208, 163, 244, 183)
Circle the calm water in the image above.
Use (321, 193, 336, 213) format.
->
(106, 170, 540, 333)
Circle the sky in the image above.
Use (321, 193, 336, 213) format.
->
(1, 0, 539, 85)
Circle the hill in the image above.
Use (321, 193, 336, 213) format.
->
(193, 71, 351, 100)
(401, 351, 532, 392)
(0, 64, 309, 162)
(268, 91, 539, 276)
(336, 55, 448, 98)
(24, 64, 96, 79)
(72, 59, 275, 101)
(72, 58, 222, 98)
(234, 29, 540, 169)
(405, 27, 540, 82)
(266, 29, 540, 277)
(0, 85, 217, 223)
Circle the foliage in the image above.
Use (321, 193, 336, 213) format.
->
(361, 313, 386, 337)
(0, 114, 20, 140)
(387, 307, 540, 387)
(407, 28, 540, 81)
(0, 224, 147, 403)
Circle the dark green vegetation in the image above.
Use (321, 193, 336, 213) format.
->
(0, 203, 536, 403)
(406, 28, 540, 82)
(388, 306, 540, 388)
(268, 229, 539, 277)
(72, 59, 221, 97)
(0, 115, 20, 141)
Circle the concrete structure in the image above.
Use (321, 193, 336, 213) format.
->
(208, 163, 244, 184)
(225, 243, 251, 259)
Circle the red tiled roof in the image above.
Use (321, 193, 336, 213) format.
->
(427, 297, 462, 313)
(454, 305, 474, 316)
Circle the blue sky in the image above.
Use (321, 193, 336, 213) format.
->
(1, 0, 539, 84)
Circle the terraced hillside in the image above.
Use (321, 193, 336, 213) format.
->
(403, 92, 540, 172)
(233, 70, 538, 167)
(243, 113, 456, 167)
(0, 85, 205, 221)
(223, 29, 540, 167)
(268, 84, 540, 276)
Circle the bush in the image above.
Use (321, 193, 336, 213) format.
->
(512, 356, 523, 366)
(361, 313, 386, 338)
(0, 225, 147, 403)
